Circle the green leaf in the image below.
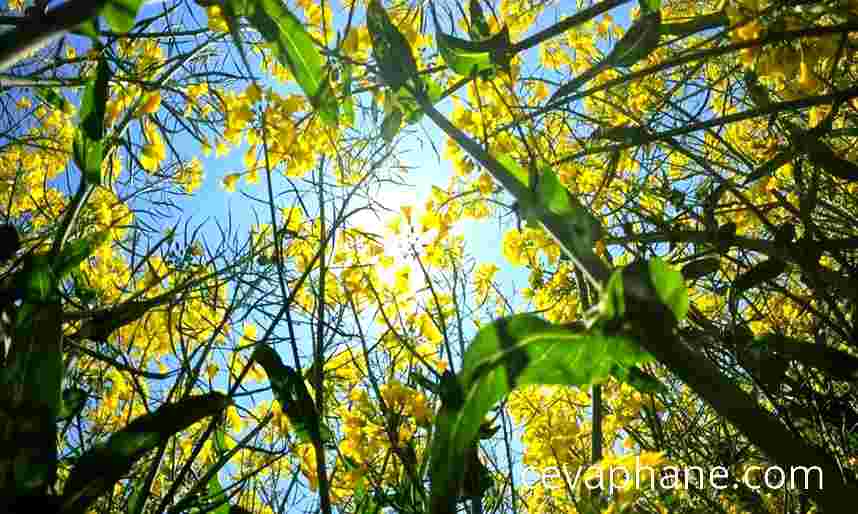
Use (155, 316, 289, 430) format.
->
(431, 2, 511, 78)
(611, 10, 661, 67)
(58, 387, 88, 420)
(437, 27, 511, 78)
(54, 230, 111, 279)
(429, 314, 652, 514)
(3, 300, 64, 495)
(549, 10, 660, 103)
(367, 0, 421, 94)
(251, 345, 332, 445)
(214, 425, 228, 456)
(468, 0, 492, 40)
(207, 474, 231, 514)
(73, 18, 100, 39)
(341, 62, 355, 127)
(73, 56, 110, 185)
(647, 257, 688, 322)
(36, 88, 70, 112)
(102, 0, 144, 33)
(640, 0, 661, 12)
(612, 365, 666, 393)
(381, 106, 403, 143)
(600, 268, 625, 320)
(497, 154, 530, 186)
(226, 0, 338, 126)
(396, 78, 443, 123)
(17, 253, 56, 303)
(60, 392, 231, 514)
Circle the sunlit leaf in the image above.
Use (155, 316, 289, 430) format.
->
(207, 474, 231, 514)
(227, 0, 338, 126)
(468, 0, 491, 40)
(648, 257, 688, 322)
(73, 55, 110, 186)
(366, 0, 420, 94)
(429, 314, 651, 514)
(251, 344, 332, 444)
(381, 106, 403, 143)
(341, 62, 355, 127)
(60, 392, 231, 514)
(102, 0, 144, 33)
(431, 2, 511, 78)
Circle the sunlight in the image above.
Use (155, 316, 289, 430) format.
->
(347, 187, 442, 294)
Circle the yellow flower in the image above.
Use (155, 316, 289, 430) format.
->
(502, 228, 528, 266)
(735, 19, 763, 42)
(136, 91, 162, 116)
(226, 405, 243, 433)
(222, 173, 241, 192)
(206, 361, 219, 381)
(798, 60, 819, 92)
(476, 172, 494, 195)
(241, 323, 257, 344)
(245, 83, 263, 103)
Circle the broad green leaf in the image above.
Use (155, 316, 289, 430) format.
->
(468, 0, 491, 40)
(58, 387, 88, 420)
(648, 257, 688, 322)
(640, 0, 661, 11)
(102, 0, 144, 33)
(73, 18, 100, 39)
(381, 107, 403, 143)
(341, 62, 355, 127)
(610, 10, 662, 67)
(612, 365, 666, 393)
(214, 425, 228, 456)
(54, 230, 111, 279)
(227, 0, 338, 126)
(397, 77, 443, 123)
(127, 479, 150, 514)
(549, 10, 661, 103)
(73, 56, 110, 185)
(17, 253, 56, 303)
(600, 268, 625, 321)
(430, 314, 651, 514)
(3, 299, 63, 496)
(497, 154, 529, 186)
(436, 28, 511, 78)
(60, 392, 231, 514)
(251, 345, 332, 445)
(431, 2, 511, 78)
(367, 0, 420, 94)
(207, 474, 231, 514)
